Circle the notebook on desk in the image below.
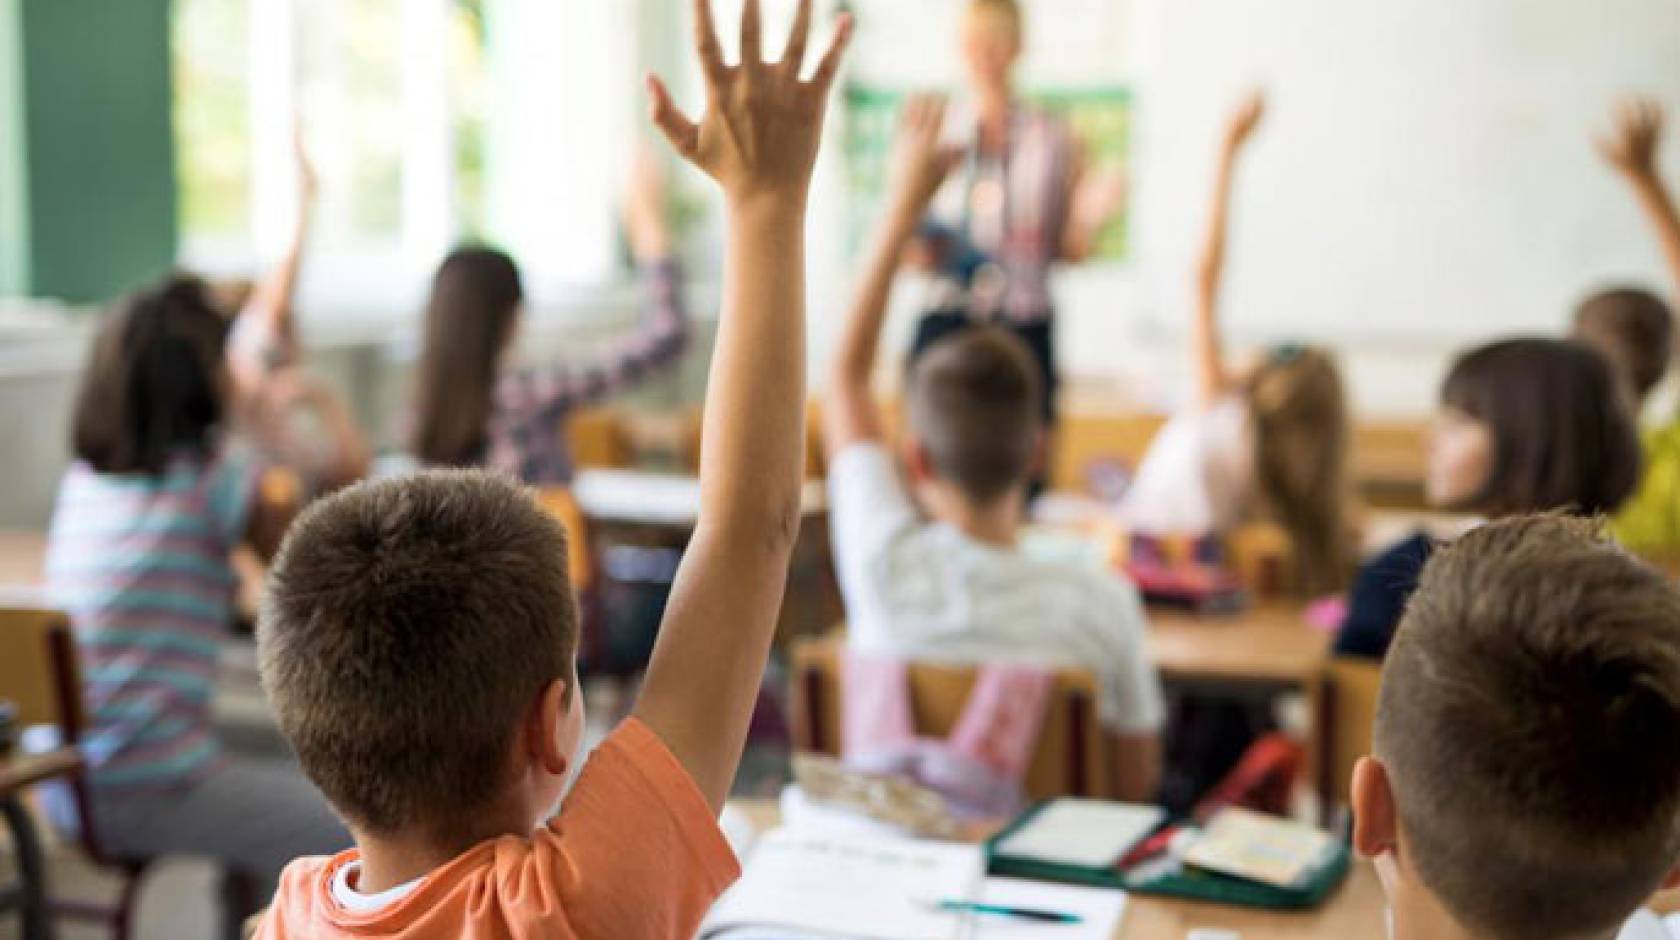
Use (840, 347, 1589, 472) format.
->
(702, 828, 985, 940)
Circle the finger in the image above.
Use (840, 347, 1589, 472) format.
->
(692, 0, 726, 76)
(783, 0, 813, 74)
(808, 13, 855, 94)
(647, 75, 700, 159)
(741, 0, 762, 65)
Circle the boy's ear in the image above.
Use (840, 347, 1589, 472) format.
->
(526, 678, 572, 777)
(904, 438, 935, 483)
(1661, 865, 1680, 892)
(1351, 755, 1400, 861)
(1028, 427, 1048, 476)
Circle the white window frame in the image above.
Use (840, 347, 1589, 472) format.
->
(178, 0, 640, 320)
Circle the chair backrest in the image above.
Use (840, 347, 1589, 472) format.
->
(1323, 657, 1384, 808)
(566, 407, 634, 470)
(0, 606, 84, 741)
(790, 636, 1108, 800)
(533, 488, 594, 591)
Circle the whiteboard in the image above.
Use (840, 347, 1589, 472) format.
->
(1130, 0, 1680, 343)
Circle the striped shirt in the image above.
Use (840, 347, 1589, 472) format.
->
(484, 259, 691, 485)
(45, 450, 258, 791)
(931, 107, 1077, 324)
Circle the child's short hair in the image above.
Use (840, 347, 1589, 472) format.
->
(1572, 286, 1675, 404)
(906, 326, 1043, 505)
(259, 470, 577, 842)
(1377, 514, 1680, 940)
(1441, 337, 1640, 517)
(72, 274, 230, 476)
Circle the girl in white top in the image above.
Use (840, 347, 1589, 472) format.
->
(1121, 91, 1356, 597)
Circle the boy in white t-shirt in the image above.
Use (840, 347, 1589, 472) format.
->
(823, 95, 1165, 801)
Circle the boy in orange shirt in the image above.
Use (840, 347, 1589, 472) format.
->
(253, 1, 852, 935)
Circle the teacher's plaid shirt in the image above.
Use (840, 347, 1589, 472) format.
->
(486, 259, 690, 486)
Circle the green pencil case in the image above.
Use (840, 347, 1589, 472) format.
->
(984, 801, 1352, 911)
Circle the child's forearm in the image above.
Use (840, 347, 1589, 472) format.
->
(1630, 173, 1680, 302)
(842, 203, 919, 379)
(1190, 149, 1238, 405)
(699, 201, 809, 548)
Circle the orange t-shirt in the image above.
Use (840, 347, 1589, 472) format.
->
(257, 719, 741, 939)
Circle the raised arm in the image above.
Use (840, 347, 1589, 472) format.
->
(634, 0, 853, 811)
(1599, 98, 1680, 305)
(824, 95, 962, 456)
(491, 155, 693, 433)
(1059, 147, 1127, 263)
(1190, 90, 1265, 408)
(230, 124, 316, 395)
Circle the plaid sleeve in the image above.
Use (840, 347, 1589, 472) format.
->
(492, 259, 691, 430)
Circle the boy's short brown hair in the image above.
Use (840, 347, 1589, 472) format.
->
(906, 325, 1043, 505)
(1572, 286, 1675, 404)
(259, 470, 576, 841)
(1377, 514, 1680, 940)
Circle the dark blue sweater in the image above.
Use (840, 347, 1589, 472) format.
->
(1332, 533, 1437, 660)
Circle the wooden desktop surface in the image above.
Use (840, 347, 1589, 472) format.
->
(1149, 604, 1332, 687)
(729, 800, 1387, 939)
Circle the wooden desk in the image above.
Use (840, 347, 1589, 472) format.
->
(1149, 604, 1331, 690)
(2, 747, 83, 940)
(726, 800, 1387, 939)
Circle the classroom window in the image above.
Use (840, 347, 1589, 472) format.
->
(171, 0, 628, 309)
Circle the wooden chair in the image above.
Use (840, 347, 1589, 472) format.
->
(0, 606, 162, 940)
(789, 636, 1108, 800)
(1319, 657, 1385, 816)
(565, 407, 634, 470)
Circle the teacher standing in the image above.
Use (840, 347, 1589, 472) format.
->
(912, 0, 1125, 431)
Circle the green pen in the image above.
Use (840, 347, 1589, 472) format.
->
(936, 900, 1084, 924)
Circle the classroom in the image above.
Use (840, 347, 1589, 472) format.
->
(2, 0, 1680, 937)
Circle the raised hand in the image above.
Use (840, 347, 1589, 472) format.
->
(1598, 97, 1664, 181)
(1222, 89, 1267, 154)
(646, 0, 854, 207)
(624, 147, 673, 261)
(887, 94, 963, 215)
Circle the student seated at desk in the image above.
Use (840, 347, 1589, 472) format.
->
(1352, 515, 1680, 940)
(1119, 91, 1355, 599)
(824, 95, 1165, 802)
(253, 4, 851, 935)
(1574, 98, 1680, 558)
(1334, 338, 1640, 659)
(398, 150, 690, 485)
(45, 275, 352, 927)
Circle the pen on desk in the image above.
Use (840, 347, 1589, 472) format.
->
(936, 900, 1084, 924)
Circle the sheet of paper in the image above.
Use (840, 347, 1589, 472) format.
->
(994, 799, 1165, 868)
(703, 828, 985, 940)
(970, 878, 1128, 939)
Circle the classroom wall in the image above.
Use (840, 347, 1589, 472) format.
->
(12, 0, 177, 303)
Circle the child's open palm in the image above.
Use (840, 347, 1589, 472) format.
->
(1599, 97, 1664, 180)
(647, 0, 854, 206)
(888, 95, 963, 213)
